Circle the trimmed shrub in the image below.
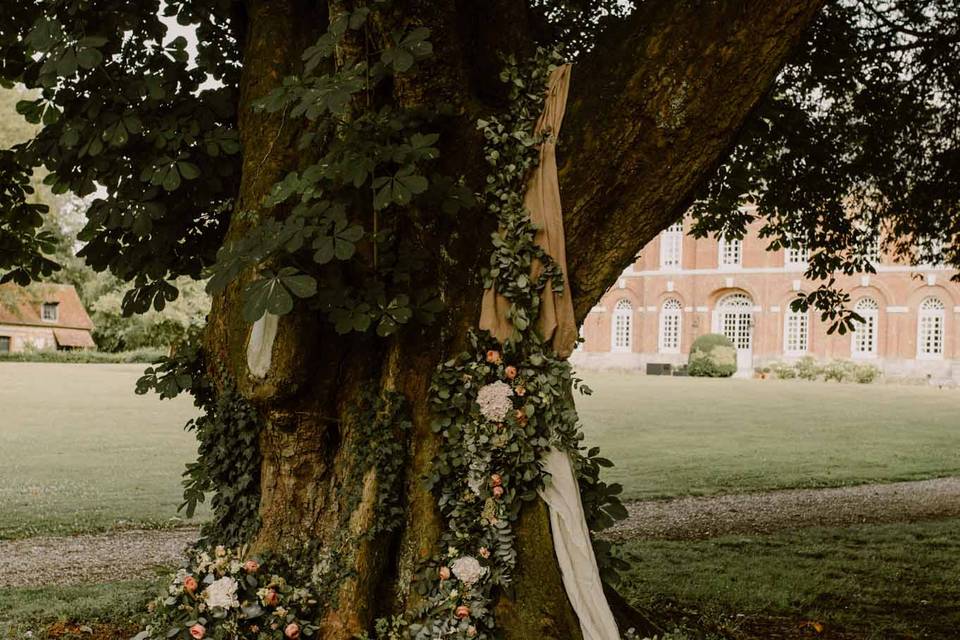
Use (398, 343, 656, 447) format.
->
(769, 361, 797, 379)
(852, 362, 881, 384)
(688, 333, 737, 377)
(822, 359, 855, 382)
(794, 355, 822, 381)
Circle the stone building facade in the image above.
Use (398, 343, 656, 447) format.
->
(0, 283, 96, 352)
(572, 218, 960, 381)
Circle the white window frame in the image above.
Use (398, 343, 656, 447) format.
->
(714, 293, 753, 350)
(659, 222, 683, 270)
(783, 308, 809, 355)
(41, 302, 59, 322)
(658, 298, 682, 354)
(917, 297, 945, 359)
(718, 237, 742, 269)
(863, 238, 881, 266)
(784, 244, 808, 269)
(851, 297, 879, 358)
(611, 299, 633, 353)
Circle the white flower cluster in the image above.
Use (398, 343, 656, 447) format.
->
(204, 576, 240, 610)
(476, 381, 513, 422)
(450, 556, 486, 586)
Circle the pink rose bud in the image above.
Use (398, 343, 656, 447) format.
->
(455, 605, 471, 619)
(493, 485, 504, 498)
(505, 365, 517, 379)
(264, 589, 279, 606)
(479, 547, 490, 559)
(285, 623, 301, 639)
(183, 576, 198, 594)
(189, 624, 206, 639)
(439, 566, 451, 581)
(485, 350, 501, 364)
(243, 559, 260, 574)
(490, 474, 502, 487)
(467, 626, 478, 638)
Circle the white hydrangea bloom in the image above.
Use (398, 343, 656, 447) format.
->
(476, 381, 513, 422)
(450, 556, 486, 586)
(204, 576, 240, 610)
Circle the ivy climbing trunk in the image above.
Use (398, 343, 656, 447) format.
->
(203, 1, 825, 638)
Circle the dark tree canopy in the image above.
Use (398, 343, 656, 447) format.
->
(692, 0, 960, 327)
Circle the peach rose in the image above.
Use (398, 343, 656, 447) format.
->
(490, 474, 502, 487)
(455, 605, 471, 619)
(264, 589, 279, 606)
(514, 409, 528, 425)
(285, 623, 301, 639)
(439, 566, 451, 581)
(189, 624, 205, 639)
(492, 485, 504, 498)
(183, 575, 198, 594)
(485, 350, 501, 364)
(504, 365, 517, 379)
(478, 547, 490, 559)
(243, 559, 260, 574)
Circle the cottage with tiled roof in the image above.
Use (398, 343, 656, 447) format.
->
(0, 283, 96, 352)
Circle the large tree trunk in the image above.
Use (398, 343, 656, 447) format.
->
(204, 1, 825, 638)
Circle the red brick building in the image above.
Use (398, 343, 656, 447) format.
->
(0, 283, 96, 352)
(573, 217, 960, 381)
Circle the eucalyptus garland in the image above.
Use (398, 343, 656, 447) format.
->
(399, 49, 626, 640)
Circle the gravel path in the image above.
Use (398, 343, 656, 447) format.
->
(0, 527, 199, 588)
(2, 478, 958, 587)
(606, 476, 960, 541)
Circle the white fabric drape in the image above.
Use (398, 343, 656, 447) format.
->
(537, 448, 621, 640)
(246, 312, 278, 378)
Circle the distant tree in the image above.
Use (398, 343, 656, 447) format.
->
(0, 1, 957, 638)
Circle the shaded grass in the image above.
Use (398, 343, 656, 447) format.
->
(616, 519, 960, 639)
(0, 578, 160, 639)
(0, 363, 206, 539)
(576, 373, 960, 500)
(0, 348, 164, 364)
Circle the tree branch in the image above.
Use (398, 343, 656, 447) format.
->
(558, 0, 827, 320)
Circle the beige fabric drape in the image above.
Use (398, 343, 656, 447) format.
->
(478, 64, 621, 639)
(479, 63, 578, 358)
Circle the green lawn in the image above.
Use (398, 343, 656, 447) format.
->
(3, 364, 959, 537)
(0, 579, 159, 638)
(576, 372, 960, 500)
(617, 519, 960, 639)
(0, 363, 204, 539)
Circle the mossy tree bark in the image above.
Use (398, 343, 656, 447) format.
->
(204, 1, 825, 638)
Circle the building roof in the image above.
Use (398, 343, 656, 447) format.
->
(0, 283, 95, 331)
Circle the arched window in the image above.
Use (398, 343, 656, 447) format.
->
(611, 299, 633, 353)
(718, 237, 742, 268)
(715, 293, 753, 351)
(658, 298, 682, 353)
(851, 297, 879, 357)
(784, 308, 809, 355)
(917, 297, 945, 358)
(659, 222, 683, 269)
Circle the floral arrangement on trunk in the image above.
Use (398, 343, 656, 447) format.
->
(133, 546, 321, 640)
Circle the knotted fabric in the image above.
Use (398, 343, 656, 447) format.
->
(479, 63, 579, 358)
